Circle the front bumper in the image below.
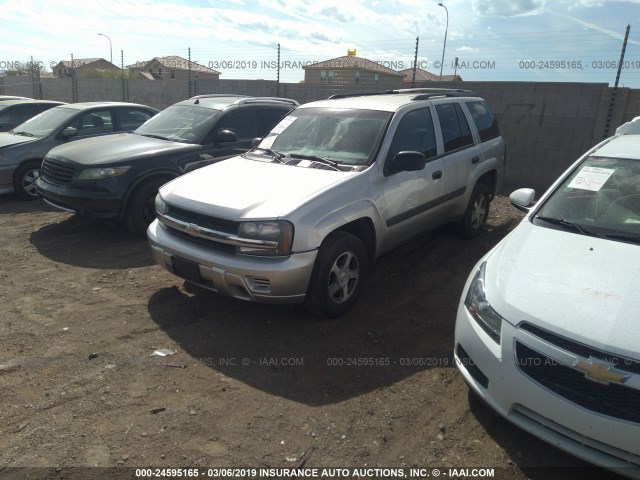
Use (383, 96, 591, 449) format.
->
(454, 301, 640, 478)
(147, 219, 317, 304)
(0, 164, 17, 194)
(36, 178, 123, 219)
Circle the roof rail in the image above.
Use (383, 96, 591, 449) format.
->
(386, 87, 478, 100)
(189, 94, 250, 100)
(234, 97, 299, 106)
(327, 92, 388, 100)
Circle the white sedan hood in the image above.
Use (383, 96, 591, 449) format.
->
(488, 220, 640, 357)
(161, 156, 357, 220)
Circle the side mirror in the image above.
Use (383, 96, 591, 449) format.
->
(61, 126, 77, 138)
(387, 151, 427, 174)
(251, 137, 261, 148)
(510, 188, 536, 212)
(217, 129, 237, 143)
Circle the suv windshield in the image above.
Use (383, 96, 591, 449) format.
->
(257, 107, 391, 166)
(535, 155, 640, 241)
(11, 106, 77, 138)
(134, 105, 222, 144)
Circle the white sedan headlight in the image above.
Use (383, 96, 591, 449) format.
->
(237, 221, 293, 256)
(77, 166, 131, 180)
(464, 261, 503, 343)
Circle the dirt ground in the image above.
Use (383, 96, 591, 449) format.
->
(0, 194, 624, 480)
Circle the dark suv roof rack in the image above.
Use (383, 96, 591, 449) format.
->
(189, 94, 299, 106)
(327, 88, 477, 102)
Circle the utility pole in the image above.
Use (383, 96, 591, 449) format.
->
(412, 37, 419, 87)
(276, 43, 281, 97)
(603, 24, 630, 138)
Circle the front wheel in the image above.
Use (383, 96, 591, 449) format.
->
(127, 178, 171, 237)
(460, 183, 490, 238)
(13, 161, 42, 200)
(304, 231, 368, 318)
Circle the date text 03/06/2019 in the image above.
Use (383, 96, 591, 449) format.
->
(135, 467, 496, 478)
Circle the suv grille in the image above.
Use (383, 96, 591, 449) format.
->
(42, 158, 76, 185)
(163, 204, 240, 253)
(515, 341, 640, 424)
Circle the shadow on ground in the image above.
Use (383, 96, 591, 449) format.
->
(147, 220, 519, 406)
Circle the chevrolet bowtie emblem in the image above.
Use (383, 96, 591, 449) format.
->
(572, 357, 630, 385)
(185, 223, 201, 236)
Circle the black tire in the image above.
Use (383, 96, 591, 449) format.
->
(304, 231, 368, 318)
(460, 183, 490, 238)
(13, 161, 42, 200)
(127, 178, 170, 237)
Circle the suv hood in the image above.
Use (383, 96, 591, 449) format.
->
(162, 156, 358, 219)
(0, 132, 35, 149)
(46, 133, 199, 165)
(488, 220, 640, 358)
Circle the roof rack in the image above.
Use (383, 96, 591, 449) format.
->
(327, 92, 388, 100)
(327, 88, 477, 102)
(189, 94, 250, 100)
(233, 97, 299, 106)
(386, 88, 477, 100)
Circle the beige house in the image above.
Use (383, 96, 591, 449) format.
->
(53, 58, 120, 77)
(303, 54, 405, 89)
(127, 56, 220, 81)
(398, 67, 462, 84)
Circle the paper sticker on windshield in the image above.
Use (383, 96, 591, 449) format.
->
(567, 166, 615, 191)
(271, 116, 297, 134)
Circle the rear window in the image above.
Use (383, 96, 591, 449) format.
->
(465, 101, 500, 142)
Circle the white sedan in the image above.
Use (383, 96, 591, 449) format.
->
(454, 119, 640, 478)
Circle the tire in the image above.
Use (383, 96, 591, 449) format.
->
(13, 161, 42, 200)
(304, 231, 368, 318)
(127, 178, 170, 237)
(460, 183, 490, 238)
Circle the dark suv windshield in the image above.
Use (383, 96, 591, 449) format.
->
(258, 107, 391, 166)
(536, 155, 640, 240)
(134, 105, 222, 144)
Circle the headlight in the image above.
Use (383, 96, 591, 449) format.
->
(464, 261, 503, 344)
(155, 194, 168, 216)
(77, 166, 131, 180)
(237, 220, 293, 256)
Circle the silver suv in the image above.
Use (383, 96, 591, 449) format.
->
(148, 88, 506, 317)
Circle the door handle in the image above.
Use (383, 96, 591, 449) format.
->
(472, 156, 480, 164)
(432, 170, 443, 180)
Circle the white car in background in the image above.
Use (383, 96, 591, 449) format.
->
(454, 118, 640, 478)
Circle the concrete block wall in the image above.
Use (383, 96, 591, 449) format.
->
(2, 74, 639, 192)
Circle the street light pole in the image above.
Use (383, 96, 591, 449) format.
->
(97, 33, 113, 64)
(438, 3, 448, 80)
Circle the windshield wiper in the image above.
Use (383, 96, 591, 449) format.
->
(288, 153, 340, 170)
(12, 130, 34, 137)
(602, 232, 640, 244)
(252, 147, 285, 163)
(137, 133, 169, 141)
(535, 216, 599, 236)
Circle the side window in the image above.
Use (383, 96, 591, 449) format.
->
(465, 101, 500, 142)
(217, 109, 259, 140)
(388, 108, 437, 160)
(4, 104, 39, 126)
(115, 108, 153, 131)
(435, 103, 474, 153)
(69, 110, 114, 137)
(258, 108, 290, 135)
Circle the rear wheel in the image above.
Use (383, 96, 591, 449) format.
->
(460, 183, 490, 238)
(304, 231, 368, 318)
(13, 161, 42, 200)
(127, 178, 171, 237)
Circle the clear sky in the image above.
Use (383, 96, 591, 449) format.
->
(1, 0, 639, 87)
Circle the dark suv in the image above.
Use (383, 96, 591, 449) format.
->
(36, 95, 298, 234)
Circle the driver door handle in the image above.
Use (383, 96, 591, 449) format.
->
(432, 170, 443, 180)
